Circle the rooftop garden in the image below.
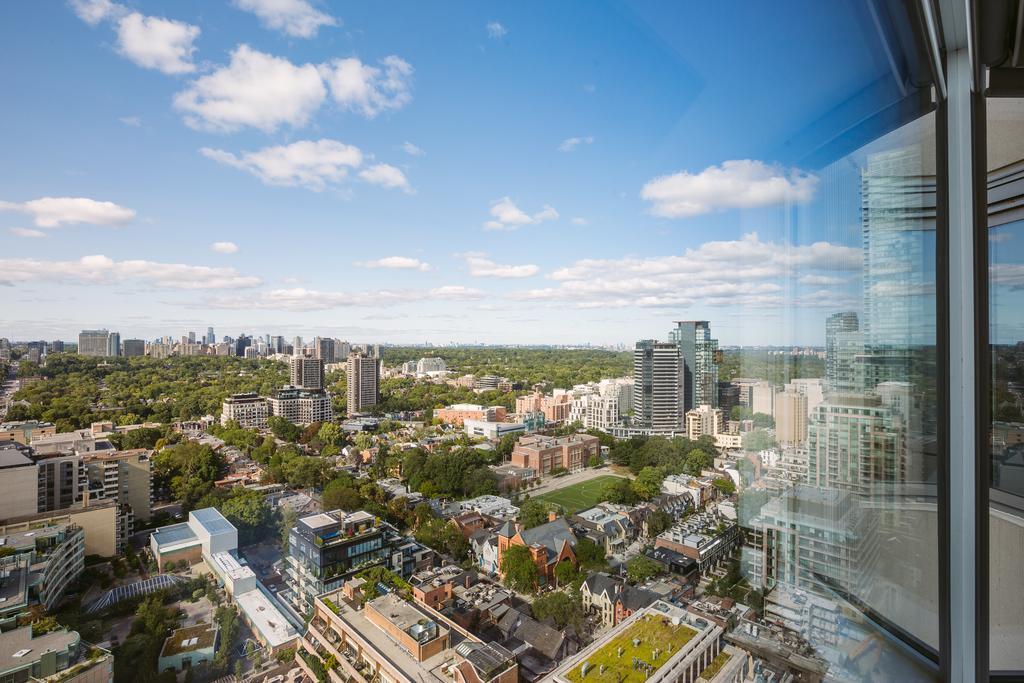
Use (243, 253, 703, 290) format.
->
(698, 651, 732, 681)
(565, 613, 697, 683)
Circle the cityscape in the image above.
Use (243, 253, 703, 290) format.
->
(1, 3, 1022, 683)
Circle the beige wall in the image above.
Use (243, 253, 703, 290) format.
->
(0, 465, 40, 520)
(0, 504, 118, 557)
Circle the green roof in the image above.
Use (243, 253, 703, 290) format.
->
(565, 613, 696, 683)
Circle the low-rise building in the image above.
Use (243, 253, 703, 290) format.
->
(0, 522, 84, 613)
(0, 420, 56, 445)
(548, 600, 725, 683)
(435, 404, 507, 427)
(0, 626, 112, 683)
(268, 386, 333, 425)
(296, 584, 517, 683)
(580, 573, 660, 628)
(654, 512, 741, 574)
(571, 504, 636, 554)
(510, 433, 600, 475)
(463, 420, 525, 441)
(158, 623, 218, 673)
(495, 516, 577, 588)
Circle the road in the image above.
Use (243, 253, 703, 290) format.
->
(525, 465, 632, 497)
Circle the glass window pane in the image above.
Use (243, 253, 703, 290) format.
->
(987, 96, 1024, 672)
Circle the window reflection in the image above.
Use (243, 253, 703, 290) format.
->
(987, 97, 1024, 672)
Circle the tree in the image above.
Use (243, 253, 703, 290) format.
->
(602, 477, 637, 504)
(631, 467, 665, 500)
(496, 433, 518, 461)
(269, 415, 301, 442)
(279, 507, 299, 552)
(518, 499, 551, 529)
(500, 545, 540, 593)
(646, 510, 673, 538)
(219, 488, 272, 543)
(742, 429, 776, 452)
(554, 560, 583, 588)
(318, 422, 342, 450)
(531, 589, 586, 630)
(588, 454, 602, 468)
(574, 537, 607, 571)
(712, 477, 736, 495)
(322, 477, 365, 511)
(626, 555, 663, 584)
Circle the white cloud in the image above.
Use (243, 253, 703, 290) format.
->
(571, 217, 588, 226)
(201, 139, 363, 191)
(9, 228, 46, 238)
(355, 256, 431, 272)
(233, 0, 338, 38)
(358, 164, 411, 192)
(486, 21, 507, 38)
(798, 274, 846, 286)
(210, 241, 239, 254)
(558, 136, 593, 152)
(0, 255, 261, 289)
(206, 285, 483, 311)
(174, 45, 326, 132)
(0, 196, 135, 228)
(69, 0, 124, 25)
(116, 12, 199, 74)
(511, 232, 859, 309)
(118, 116, 141, 127)
(640, 159, 818, 218)
(401, 141, 424, 156)
(318, 56, 413, 118)
(483, 197, 559, 231)
(461, 253, 539, 278)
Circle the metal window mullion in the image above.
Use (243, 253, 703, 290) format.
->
(945, 45, 981, 683)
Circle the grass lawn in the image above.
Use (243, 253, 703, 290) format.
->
(565, 612, 697, 683)
(534, 475, 625, 514)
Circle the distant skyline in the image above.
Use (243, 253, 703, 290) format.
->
(0, 2, 885, 346)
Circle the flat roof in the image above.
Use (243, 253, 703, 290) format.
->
(151, 522, 199, 552)
(190, 508, 235, 535)
(159, 623, 218, 657)
(300, 513, 337, 530)
(0, 627, 77, 674)
(235, 584, 299, 648)
(213, 551, 255, 581)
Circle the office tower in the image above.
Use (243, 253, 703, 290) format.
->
(825, 312, 861, 393)
(122, 339, 145, 357)
(270, 336, 285, 354)
(206, 326, 215, 345)
(105, 331, 120, 357)
(234, 334, 251, 357)
(718, 381, 740, 416)
(315, 337, 335, 364)
(632, 340, 683, 432)
(335, 340, 351, 358)
(187, 331, 195, 344)
(77, 329, 109, 357)
(346, 351, 380, 416)
(668, 320, 720, 410)
(290, 356, 325, 390)
(774, 390, 809, 445)
(49, 340, 64, 354)
(293, 336, 303, 355)
(806, 395, 905, 494)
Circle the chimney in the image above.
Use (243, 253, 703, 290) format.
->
(548, 510, 557, 522)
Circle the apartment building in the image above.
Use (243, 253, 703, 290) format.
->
(510, 433, 600, 475)
(285, 510, 434, 614)
(633, 340, 684, 433)
(685, 404, 724, 441)
(290, 356, 325, 390)
(347, 351, 380, 416)
(82, 448, 153, 522)
(297, 584, 517, 683)
(0, 420, 56, 445)
(77, 329, 110, 357)
(0, 627, 112, 683)
(435, 404, 507, 427)
(0, 522, 85, 611)
(220, 393, 269, 429)
(774, 390, 809, 446)
(268, 386, 333, 425)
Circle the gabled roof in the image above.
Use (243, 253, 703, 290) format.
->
(582, 572, 622, 600)
(496, 520, 516, 538)
(496, 608, 564, 661)
(517, 517, 577, 564)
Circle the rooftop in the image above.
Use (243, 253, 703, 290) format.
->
(191, 507, 235, 535)
(150, 522, 198, 551)
(235, 584, 299, 648)
(159, 623, 218, 657)
(552, 602, 716, 683)
(0, 626, 78, 675)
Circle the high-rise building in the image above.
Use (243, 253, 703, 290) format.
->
(122, 339, 145, 357)
(105, 332, 121, 357)
(684, 404, 724, 440)
(234, 334, 251, 357)
(77, 329, 109, 357)
(314, 337, 335, 364)
(48, 340, 64, 354)
(668, 320, 720, 410)
(293, 336, 303, 355)
(806, 395, 905, 494)
(632, 340, 683, 433)
(346, 351, 380, 416)
(188, 331, 195, 344)
(774, 390, 809, 445)
(206, 326, 215, 345)
(268, 387, 333, 425)
(271, 335, 285, 354)
(825, 312, 861, 393)
(289, 356, 325, 391)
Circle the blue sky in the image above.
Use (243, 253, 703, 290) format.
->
(0, 1, 909, 346)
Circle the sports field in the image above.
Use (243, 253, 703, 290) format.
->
(534, 475, 625, 514)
